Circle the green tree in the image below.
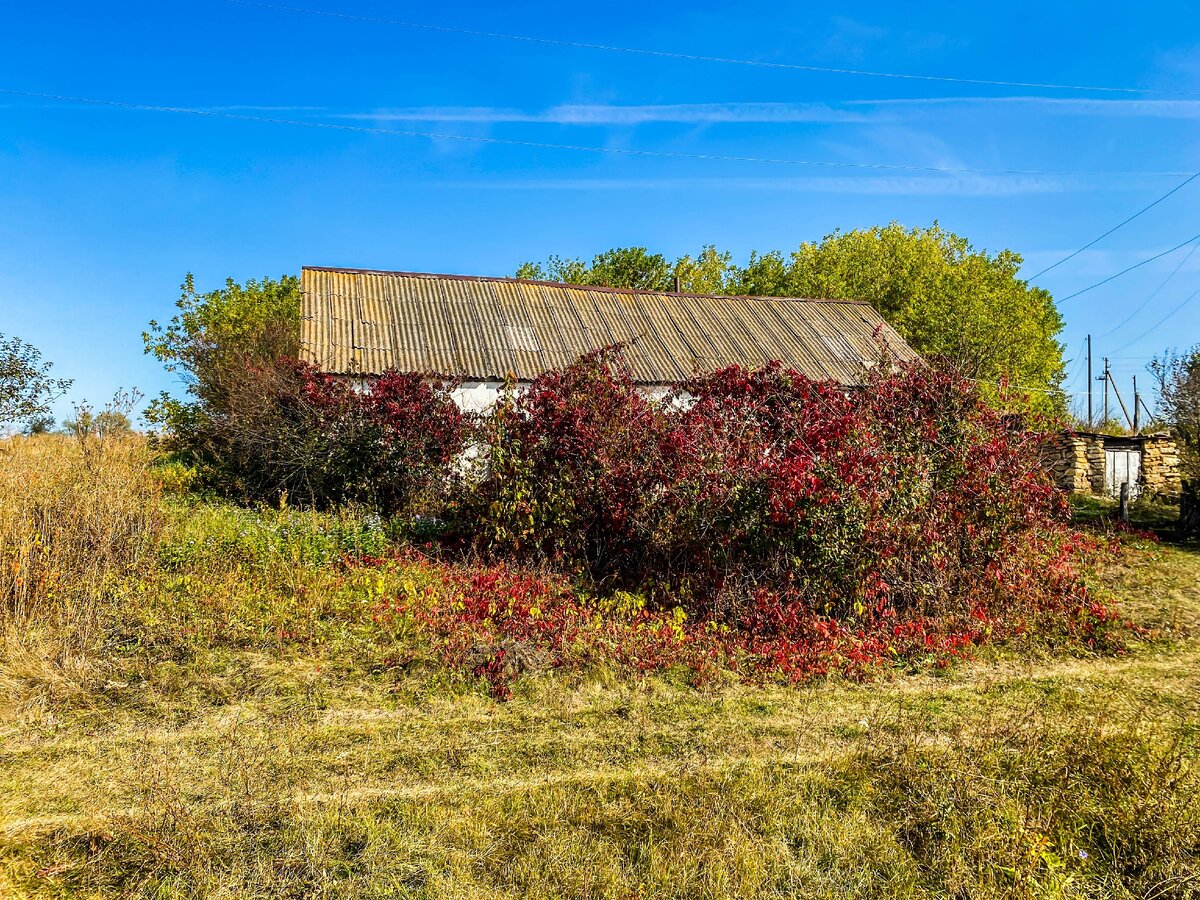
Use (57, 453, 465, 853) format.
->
(143, 273, 301, 430)
(23, 415, 54, 436)
(64, 409, 133, 440)
(0, 334, 72, 431)
(517, 246, 736, 295)
(143, 274, 301, 487)
(781, 225, 1064, 405)
(672, 245, 737, 295)
(518, 248, 673, 291)
(517, 224, 1066, 411)
(1150, 344, 1200, 477)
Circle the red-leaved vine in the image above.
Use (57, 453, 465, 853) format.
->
(244, 349, 1123, 695)
(467, 350, 1092, 620)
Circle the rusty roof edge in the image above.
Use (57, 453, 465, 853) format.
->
(300, 265, 873, 307)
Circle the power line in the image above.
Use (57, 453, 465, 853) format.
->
(1026, 171, 1200, 280)
(3, 87, 1193, 177)
(1096, 236, 1200, 337)
(222, 0, 1198, 97)
(964, 375, 1086, 398)
(1064, 336, 1089, 390)
(1057, 231, 1200, 302)
(1115, 281, 1200, 350)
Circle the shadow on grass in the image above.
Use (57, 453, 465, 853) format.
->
(1070, 494, 1200, 551)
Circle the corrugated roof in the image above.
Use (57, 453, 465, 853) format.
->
(300, 266, 918, 384)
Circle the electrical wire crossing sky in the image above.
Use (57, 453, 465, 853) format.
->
(1, 0, 1198, 417)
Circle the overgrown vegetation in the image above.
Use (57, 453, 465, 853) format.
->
(131, 334, 1117, 696)
(471, 352, 1083, 618)
(142, 273, 302, 492)
(0, 434, 1198, 897)
(1, 258, 1191, 896)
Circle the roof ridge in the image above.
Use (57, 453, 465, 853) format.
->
(301, 265, 871, 306)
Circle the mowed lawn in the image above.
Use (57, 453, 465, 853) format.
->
(1, 440, 1198, 898)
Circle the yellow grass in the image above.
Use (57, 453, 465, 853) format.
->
(0, 434, 159, 627)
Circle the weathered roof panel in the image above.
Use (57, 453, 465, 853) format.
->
(299, 267, 919, 384)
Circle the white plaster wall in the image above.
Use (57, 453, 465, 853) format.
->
(349, 377, 680, 414)
(451, 381, 507, 414)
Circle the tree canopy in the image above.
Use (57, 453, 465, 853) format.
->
(0, 333, 72, 430)
(1150, 344, 1200, 478)
(143, 273, 301, 429)
(517, 223, 1066, 412)
(143, 274, 302, 489)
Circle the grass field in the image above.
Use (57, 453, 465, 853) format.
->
(1, 436, 1198, 898)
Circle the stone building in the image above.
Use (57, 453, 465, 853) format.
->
(1043, 431, 1182, 500)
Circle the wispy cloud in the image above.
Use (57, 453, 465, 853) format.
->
(203, 104, 330, 112)
(335, 102, 885, 124)
(869, 96, 1200, 118)
(11, 96, 1200, 125)
(432, 174, 1079, 196)
(327, 96, 1200, 125)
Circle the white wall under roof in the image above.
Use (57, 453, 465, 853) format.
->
(451, 381, 505, 414)
(352, 378, 680, 414)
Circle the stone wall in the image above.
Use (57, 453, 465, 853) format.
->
(1043, 433, 1104, 495)
(1042, 432, 1182, 500)
(1140, 434, 1182, 500)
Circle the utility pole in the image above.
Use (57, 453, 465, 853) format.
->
(1108, 371, 1134, 432)
(1086, 335, 1093, 429)
(1098, 356, 1110, 427)
(1133, 375, 1140, 433)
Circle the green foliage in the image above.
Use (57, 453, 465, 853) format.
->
(142, 273, 301, 432)
(158, 501, 391, 572)
(1150, 344, 1200, 477)
(143, 274, 303, 490)
(0, 333, 72, 430)
(63, 409, 132, 439)
(144, 273, 301, 377)
(517, 224, 1066, 412)
(517, 248, 674, 291)
(517, 245, 736, 294)
(22, 415, 54, 436)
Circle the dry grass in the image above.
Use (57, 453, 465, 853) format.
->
(0, 436, 1198, 898)
(0, 435, 160, 717)
(0, 434, 160, 627)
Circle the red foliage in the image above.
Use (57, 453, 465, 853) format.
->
(268, 360, 466, 512)
(470, 351, 1096, 626)
(367, 549, 1124, 700)
(296, 348, 1124, 698)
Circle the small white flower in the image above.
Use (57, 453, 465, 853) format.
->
(858, 719, 869, 728)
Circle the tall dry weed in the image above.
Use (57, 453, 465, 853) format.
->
(0, 434, 160, 634)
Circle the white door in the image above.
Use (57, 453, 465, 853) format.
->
(1104, 448, 1141, 500)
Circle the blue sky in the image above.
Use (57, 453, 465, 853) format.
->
(2, 0, 1199, 423)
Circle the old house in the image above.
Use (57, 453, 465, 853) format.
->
(299, 266, 919, 410)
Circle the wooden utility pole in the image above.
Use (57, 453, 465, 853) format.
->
(1133, 375, 1140, 432)
(1099, 357, 1110, 426)
(1108, 371, 1134, 431)
(1139, 395, 1156, 427)
(1087, 335, 1093, 428)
